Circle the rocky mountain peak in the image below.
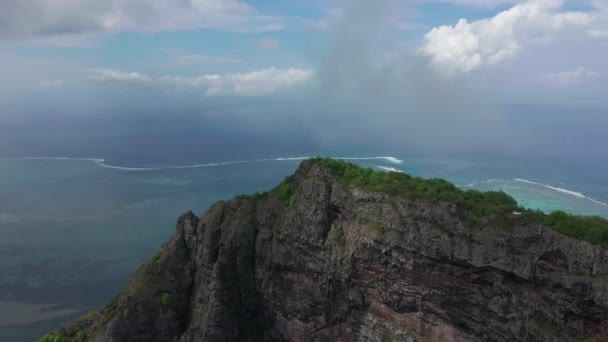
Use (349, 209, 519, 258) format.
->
(41, 158, 608, 342)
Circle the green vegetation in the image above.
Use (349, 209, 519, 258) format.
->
(39, 333, 61, 342)
(251, 191, 269, 200)
(543, 211, 608, 249)
(277, 175, 296, 207)
(236, 191, 269, 201)
(310, 157, 608, 249)
(122, 308, 129, 318)
(103, 295, 119, 320)
(149, 254, 160, 263)
(311, 157, 517, 215)
(39, 330, 85, 342)
(161, 292, 172, 305)
(78, 310, 98, 321)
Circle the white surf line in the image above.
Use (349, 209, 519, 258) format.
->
(264, 156, 404, 164)
(0, 156, 155, 170)
(377, 166, 404, 173)
(514, 178, 608, 206)
(270, 157, 311, 161)
(0, 155, 404, 172)
(340, 156, 403, 164)
(94, 161, 161, 171)
(0, 156, 105, 163)
(163, 160, 255, 170)
(0, 156, 254, 171)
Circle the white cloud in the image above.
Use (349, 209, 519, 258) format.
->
(87, 68, 152, 83)
(310, 8, 344, 31)
(175, 54, 242, 65)
(162, 68, 314, 96)
(590, 0, 608, 13)
(421, 0, 520, 7)
(0, 0, 283, 41)
(251, 38, 281, 50)
(85, 67, 313, 96)
(588, 30, 608, 39)
(159, 48, 243, 65)
(543, 66, 603, 86)
(421, 0, 596, 73)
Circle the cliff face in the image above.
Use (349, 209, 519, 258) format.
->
(45, 160, 608, 342)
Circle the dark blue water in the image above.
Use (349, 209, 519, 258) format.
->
(0, 155, 606, 341)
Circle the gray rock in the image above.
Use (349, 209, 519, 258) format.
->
(44, 160, 608, 342)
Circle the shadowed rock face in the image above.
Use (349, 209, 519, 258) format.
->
(44, 160, 608, 342)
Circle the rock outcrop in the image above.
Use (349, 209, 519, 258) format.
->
(42, 159, 608, 341)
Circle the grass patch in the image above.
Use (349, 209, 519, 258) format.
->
(78, 310, 98, 321)
(542, 211, 608, 249)
(39, 333, 62, 342)
(277, 176, 296, 207)
(236, 191, 269, 201)
(251, 191, 269, 200)
(97, 295, 119, 322)
(39, 330, 85, 342)
(278, 176, 294, 201)
(122, 308, 129, 318)
(161, 292, 172, 306)
(311, 157, 517, 215)
(310, 157, 608, 249)
(149, 254, 160, 263)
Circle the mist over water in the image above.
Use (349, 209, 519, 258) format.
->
(0, 1, 607, 341)
(300, 0, 509, 154)
(0, 0, 513, 161)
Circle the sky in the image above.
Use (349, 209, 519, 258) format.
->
(0, 0, 607, 163)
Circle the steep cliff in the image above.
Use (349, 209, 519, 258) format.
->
(42, 159, 608, 341)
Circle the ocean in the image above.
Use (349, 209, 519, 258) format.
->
(1, 155, 607, 341)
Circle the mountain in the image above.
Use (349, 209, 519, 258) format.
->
(41, 158, 608, 341)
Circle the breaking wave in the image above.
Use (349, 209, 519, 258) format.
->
(341, 156, 403, 164)
(514, 178, 607, 206)
(0, 155, 404, 172)
(377, 166, 404, 173)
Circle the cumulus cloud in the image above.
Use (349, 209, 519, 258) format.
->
(590, 0, 608, 13)
(84, 67, 313, 96)
(304, 0, 509, 153)
(421, 0, 596, 73)
(421, 0, 520, 7)
(0, 0, 283, 40)
(587, 0, 608, 38)
(588, 30, 608, 39)
(251, 38, 281, 50)
(174, 54, 243, 65)
(87, 69, 152, 83)
(162, 68, 313, 96)
(543, 66, 603, 86)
